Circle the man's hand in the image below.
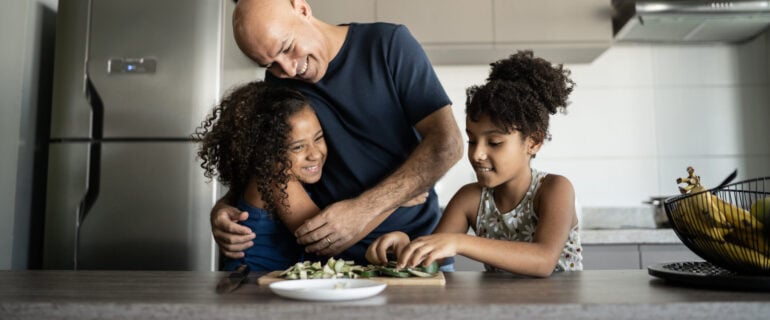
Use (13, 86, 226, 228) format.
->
(294, 191, 428, 256)
(211, 203, 255, 259)
(294, 198, 372, 256)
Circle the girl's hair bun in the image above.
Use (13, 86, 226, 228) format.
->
(487, 50, 574, 115)
(465, 50, 575, 146)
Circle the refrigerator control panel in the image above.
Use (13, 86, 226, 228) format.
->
(108, 58, 157, 74)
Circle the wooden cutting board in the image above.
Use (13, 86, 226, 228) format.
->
(257, 271, 446, 286)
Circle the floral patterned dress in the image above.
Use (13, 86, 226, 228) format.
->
(474, 168, 583, 273)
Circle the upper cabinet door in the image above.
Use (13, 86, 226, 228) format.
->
(303, 0, 612, 64)
(494, 0, 612, 43)
(310, 0, 376, 25)
(377, 0, 494, 43)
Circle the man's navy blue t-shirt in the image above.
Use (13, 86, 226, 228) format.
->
(266, 23, 452, 264)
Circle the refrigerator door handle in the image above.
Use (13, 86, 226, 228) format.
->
(77, 76, 104, 236)
(74, 75, 103, 269)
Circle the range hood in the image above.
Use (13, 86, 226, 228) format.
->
(613, 0, 770, 42)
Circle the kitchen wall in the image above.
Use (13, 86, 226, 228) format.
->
(2, 1, 770, 270)
(433, 32, 770, 210)
(0, 0, 58, 270)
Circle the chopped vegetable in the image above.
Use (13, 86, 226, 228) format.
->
(406, 268, 434, 277)
(378, 268, 411, 278)
(278, 258, 439, 279)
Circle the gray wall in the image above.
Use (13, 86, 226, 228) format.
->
(0, 0, 58, 270)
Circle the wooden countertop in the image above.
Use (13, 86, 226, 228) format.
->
(1, 270, 768, 319)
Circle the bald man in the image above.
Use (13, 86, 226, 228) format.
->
(211, 0, 463, 267)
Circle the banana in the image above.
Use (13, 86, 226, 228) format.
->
(695, 238, 770, 272)
(669, 201, 730, 242)
(673, 167, 770, 272)
(676, 167, 729, 228)
(675, 166, 764, 231)
(678, 191, 729, 227)
(726, 229, 770, 256)
(711, 193, 764, 231)
(717, 240, 770, 272)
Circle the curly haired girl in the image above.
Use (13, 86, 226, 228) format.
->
(195, 80, 326, 271)
(367, 51, 583, 277)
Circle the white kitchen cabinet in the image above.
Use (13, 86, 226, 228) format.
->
(490, 0, 613, 64)
(310, 0, 375, 25)
(376, 0, 494, 44)
(494, 0, 611, 43)
(308, 0, 613, 64)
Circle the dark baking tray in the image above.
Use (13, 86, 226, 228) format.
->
(648, 261, 770, 291)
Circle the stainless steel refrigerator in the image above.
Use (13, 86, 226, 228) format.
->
(43, 0, 254, 271)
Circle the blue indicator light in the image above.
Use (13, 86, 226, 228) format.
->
(127, 64, 135, 71)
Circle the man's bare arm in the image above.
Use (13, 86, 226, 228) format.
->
(294, 105, 463, 251)
(357, 105, 463, 217)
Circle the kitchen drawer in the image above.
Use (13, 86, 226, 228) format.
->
(582, 244, 640, 270)
(582, 243, 703, 270)
(639, 244, 703, 268)
(453, 255, 485, 271)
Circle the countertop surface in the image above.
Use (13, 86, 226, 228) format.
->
(581, 228, 681, 245)
(2, 270, 768, 320)
(579, 206, 684, 245)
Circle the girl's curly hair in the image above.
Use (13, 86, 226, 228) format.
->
(193, 81, 309, 215)
(466, 50, 575, 147)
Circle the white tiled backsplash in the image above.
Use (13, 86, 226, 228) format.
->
(433, 32, 770, 209)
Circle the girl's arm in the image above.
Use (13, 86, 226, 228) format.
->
(399, 175, 577, 277)
(459, 174, 576, 277)
(277, 179, 320, 233)
(433, 183, 481, 234)
(389, 183, 480, 268)
(368, 183, 480, 265)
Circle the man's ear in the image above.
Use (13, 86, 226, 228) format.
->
(292, 0, 312, 18)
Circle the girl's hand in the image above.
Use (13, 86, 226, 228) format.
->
(365, 231, 410, 265)
(397, 233, 459, 269)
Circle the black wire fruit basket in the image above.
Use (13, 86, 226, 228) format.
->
(663, 175, 770, 276)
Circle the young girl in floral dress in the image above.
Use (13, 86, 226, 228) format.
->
(367, 51, 582, 277)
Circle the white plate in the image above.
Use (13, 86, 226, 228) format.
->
(269, 279, 387, 301)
